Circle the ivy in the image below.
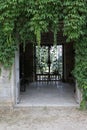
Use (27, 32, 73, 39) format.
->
(0, 33, 17, 68)
(73, 37, 87, 109)
(63, 0, 87, 42)
(0, 0, 87, 108)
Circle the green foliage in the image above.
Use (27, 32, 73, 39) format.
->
(73, 37, 87, 109)
(0, 0, 87, 108)
(0, 26, 17, 68)
(36, 46, 48, 73)
(80, 100, 87, 110)
(63, 0, 87, 42)
(0, 0, 86, 44)
(36, 45, 62, 75)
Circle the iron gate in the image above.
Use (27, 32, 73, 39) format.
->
(35, 45, 63, 82)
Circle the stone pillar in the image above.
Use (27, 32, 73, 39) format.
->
(75, 81, 82, 104)
(0, 65, 15, 107)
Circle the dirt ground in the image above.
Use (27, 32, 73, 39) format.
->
(0, 107, 87, 130)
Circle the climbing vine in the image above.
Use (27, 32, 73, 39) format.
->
(73, 37, 87, 109)
(0, 0, 87, 108)
(63, 0, 87, 41)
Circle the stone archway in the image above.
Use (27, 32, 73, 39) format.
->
(14, 32, 80, 107)
(0, 30, 82, 107)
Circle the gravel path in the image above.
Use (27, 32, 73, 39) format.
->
(0, 107, 87, 130)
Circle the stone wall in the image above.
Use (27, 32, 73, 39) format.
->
(0, 65, 15, 107)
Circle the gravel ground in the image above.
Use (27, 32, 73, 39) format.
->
(0, 107, 87, 130)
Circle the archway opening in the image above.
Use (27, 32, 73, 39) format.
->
(18, 32, 77, 106)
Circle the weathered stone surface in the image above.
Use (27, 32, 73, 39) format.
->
(0, 66, 13, 107)
(75, 81, 82, 104)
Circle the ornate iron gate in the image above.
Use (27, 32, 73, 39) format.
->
(35, 45, 63, 82)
